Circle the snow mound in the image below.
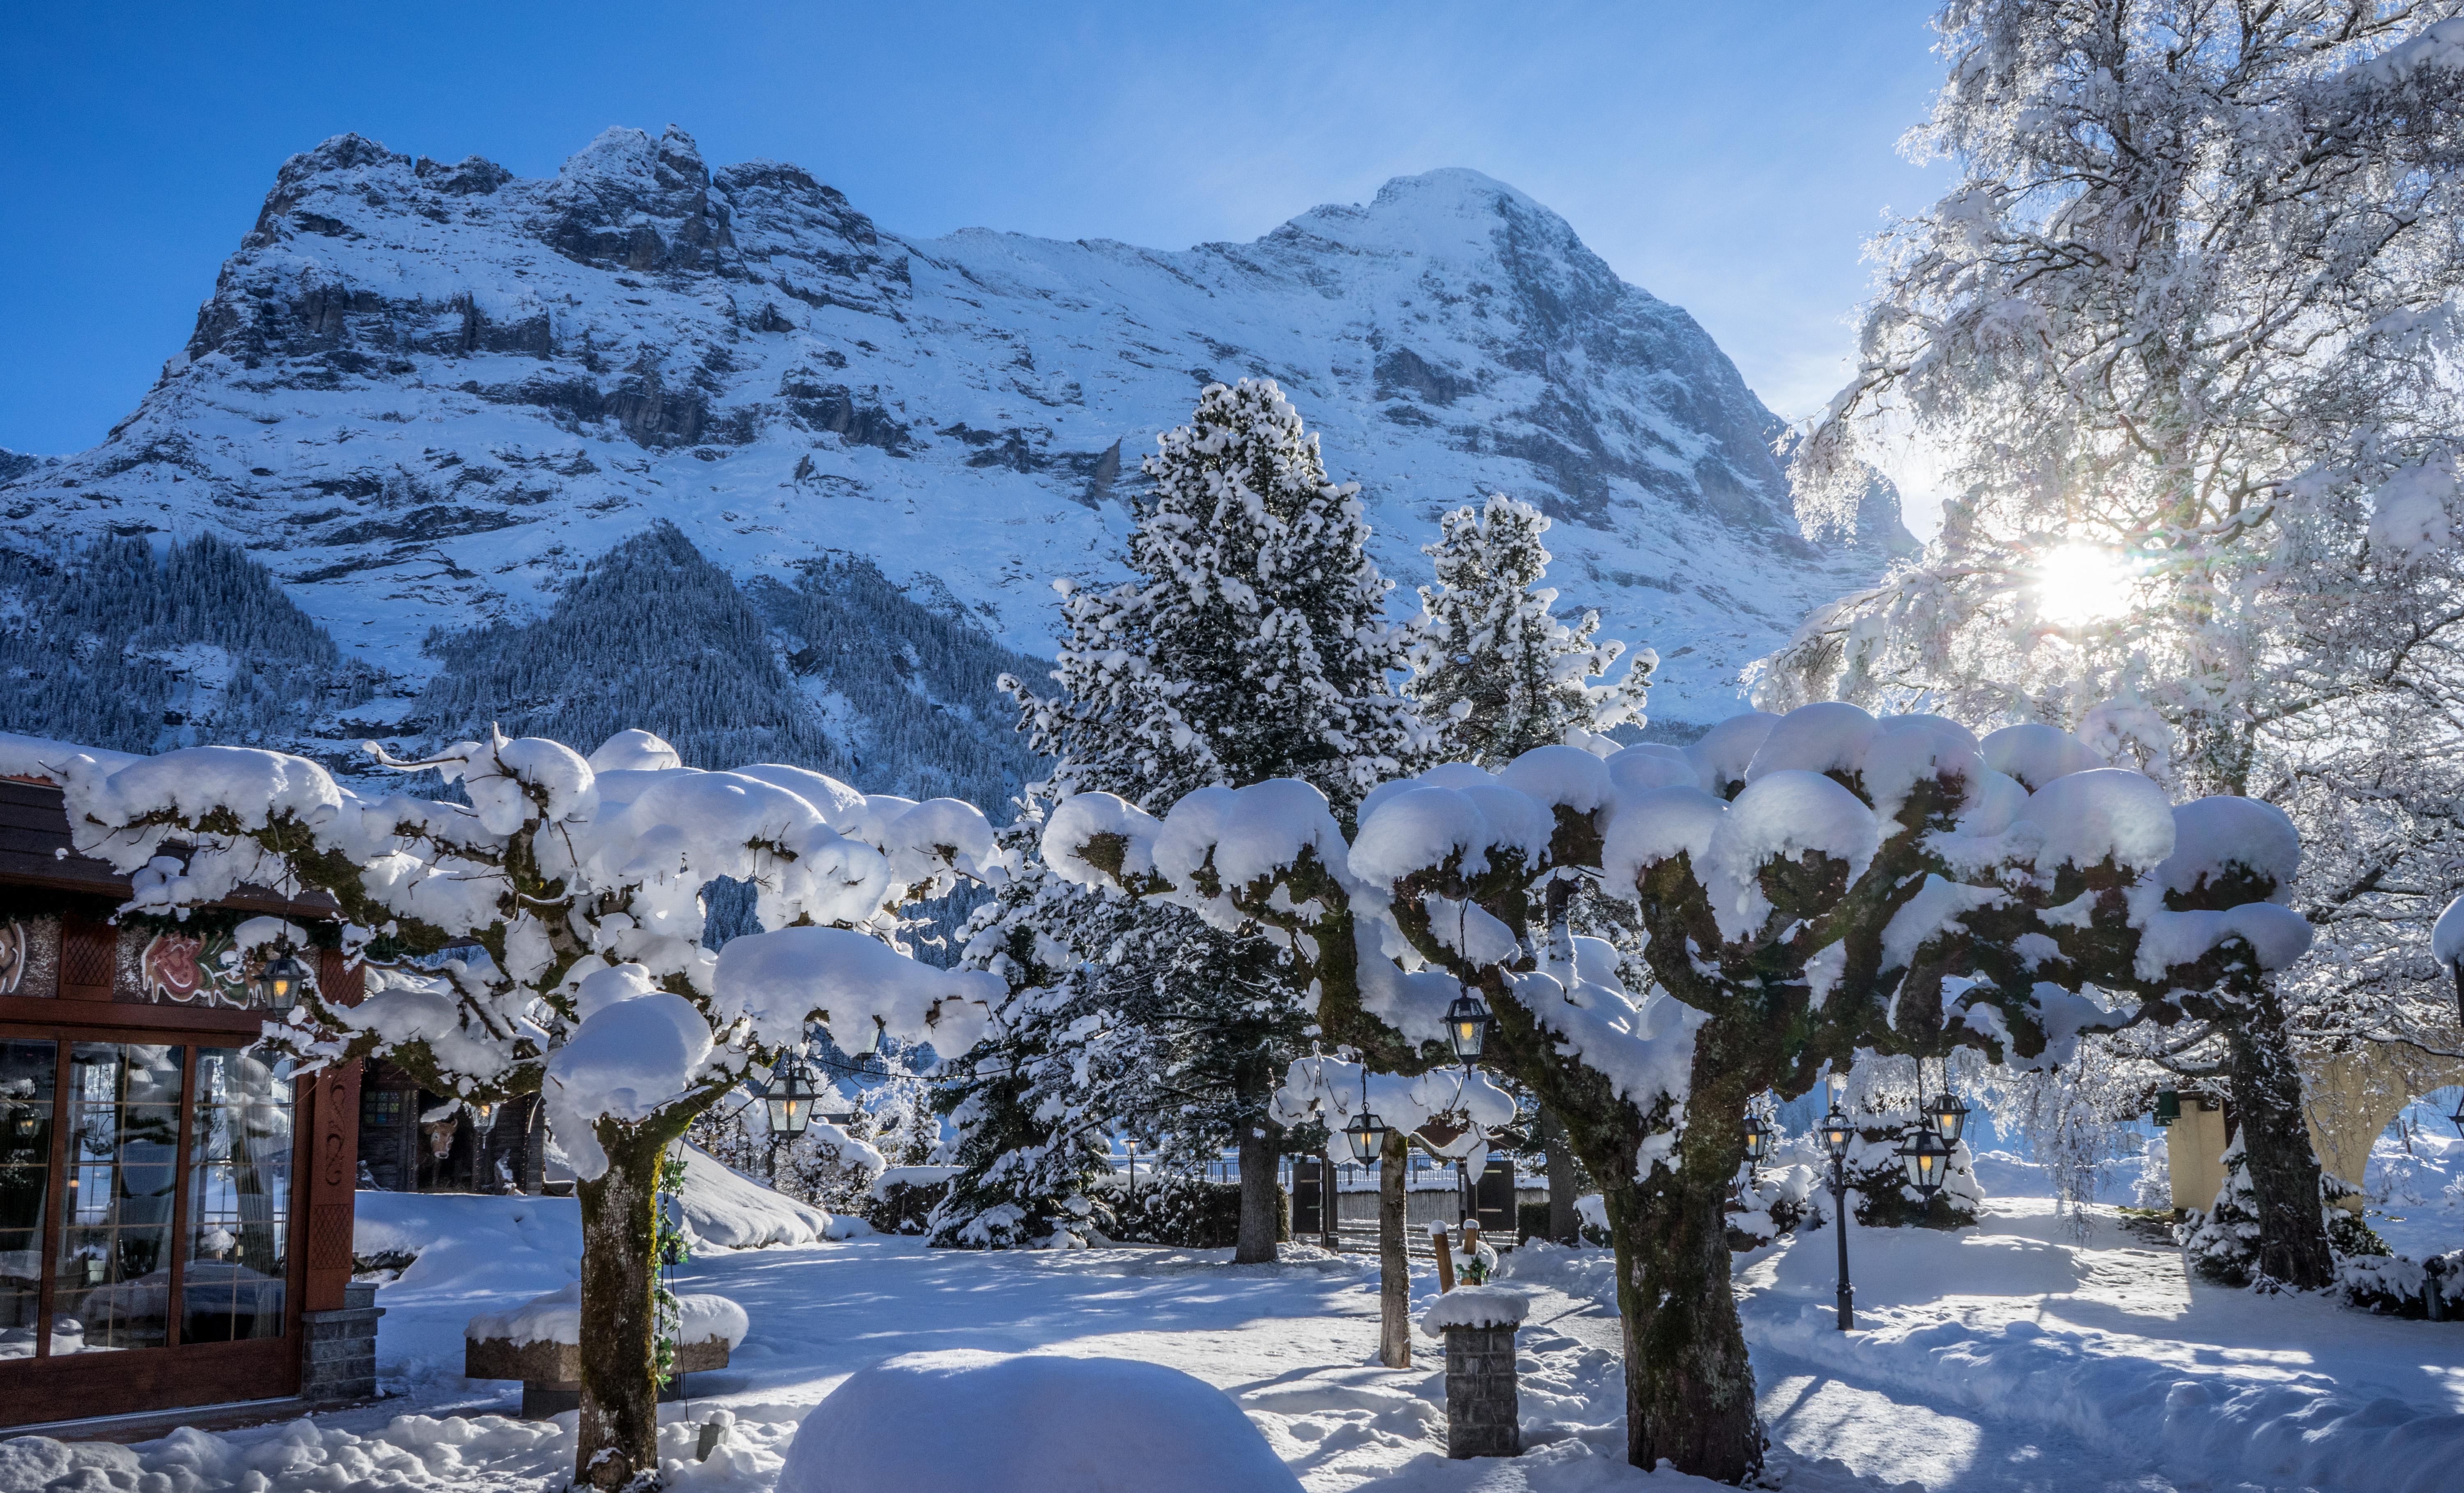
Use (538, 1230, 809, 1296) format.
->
(1419, 1284, 1530, 1334)
(673, 1142, 835, 1249)
(778, 1350, 1303, 1493)
(466, 1279, 747, 1350)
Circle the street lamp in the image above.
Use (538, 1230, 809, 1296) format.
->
(1924, 1086, 1970, 1148)
(255, 952, 306, 1007)
(1444, 991, 1493, 1062)
(1900, 1127, 1952, 1199)
(1343, 1069, 1391, 1164)
(1820, 1096, 1856, 1331)
(763, 1052, 821, 1140)
(1741, 1109, 1774, 1176)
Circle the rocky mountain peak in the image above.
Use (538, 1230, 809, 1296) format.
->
(3, 124, 1905, 737)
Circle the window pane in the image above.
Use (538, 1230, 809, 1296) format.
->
(55, 1043, 184, 1353)
(183, 1049, 294, 1343)
(0, 1039, 56, 1359)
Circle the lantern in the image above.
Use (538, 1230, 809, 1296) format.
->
(1925, 1088, 1971, 1147)
(1444, 991, 1493, 1062)
(467, 1098, 499, 1137)
(1901, 1128, 1952, 1198)
(763, 1053, 822, 1139)
(1342, 1105, 1391, 1165)
(2153, 1089, 2181, 1127)
(1819, 1104, 1855, 1162)
(1742, 1110, 1774, 1167)
(255, 952, 306, 1006)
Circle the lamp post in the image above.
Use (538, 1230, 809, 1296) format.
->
(1819, 1094, 1856, 1331)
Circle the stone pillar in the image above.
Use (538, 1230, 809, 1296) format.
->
(1441, 1323, 1519, 1459)
(300, 1281, 384, 1405)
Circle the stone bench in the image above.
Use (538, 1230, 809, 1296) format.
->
(465, 1332, 733, 1417)
(465, 1283, 748, 1418)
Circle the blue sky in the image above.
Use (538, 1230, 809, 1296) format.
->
(1, 1, 1948, 494)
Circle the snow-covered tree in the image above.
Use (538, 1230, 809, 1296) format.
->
(1014, 378, 1432, 815)
(32, 727, 1001, 1489)
(1404, 494, 1650, 762)
(957, 380, 1435, 1262)
(1768, 2, 2464, 1288)
(1044, 706, 2307, 1483)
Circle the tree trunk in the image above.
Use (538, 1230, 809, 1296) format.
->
(574, 1130, 665, 1490)
(2225, 988, 2335, 1289)
(1235, 1110, 1282, 1264)
(1542, 1106, 1579, 1244)
(1378, 1129, 1410, 1369)
(1610, 1128, 1761, 1481)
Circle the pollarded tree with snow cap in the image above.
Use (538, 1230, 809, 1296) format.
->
(1042, 704, 2307, 1484)
(35, 725, 1003, 1491)
(1405, 493, 1651, 763)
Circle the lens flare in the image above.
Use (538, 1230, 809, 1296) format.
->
(2034, 543, 2135, 627)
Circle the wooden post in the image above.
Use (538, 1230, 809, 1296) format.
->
(1431, 1222, 1457, 1293)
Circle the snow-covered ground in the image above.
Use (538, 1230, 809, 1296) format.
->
(8, 1156, 2461, 1492)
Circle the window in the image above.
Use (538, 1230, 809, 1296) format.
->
(0, 1039, 55, 1359)
(360, 1089, 403, 1128)
(183, 1049, 294, 1343)
(55, 1044, 185, 1353)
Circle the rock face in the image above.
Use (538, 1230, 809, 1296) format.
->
(0, 125, 1905, 753)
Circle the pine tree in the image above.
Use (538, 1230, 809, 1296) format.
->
(1405, 494, 1650, 763)
(949, 380, 1432, 1261)
(1017, 378, 1432, 817)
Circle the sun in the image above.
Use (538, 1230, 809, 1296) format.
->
(2033, 543, 2135, 627)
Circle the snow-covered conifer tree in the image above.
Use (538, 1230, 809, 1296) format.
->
(1405, 494, 1650, 762)
(952, 380, 1432, 1262)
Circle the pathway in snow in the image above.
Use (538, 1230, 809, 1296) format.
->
(6, 1196, 2458, 1492)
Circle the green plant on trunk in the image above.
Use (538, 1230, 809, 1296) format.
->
(1045, 705, 2310, 1484)
(652, 1150, 691, 1388)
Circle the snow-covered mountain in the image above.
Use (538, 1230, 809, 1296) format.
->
(0, 124, 1902, 789)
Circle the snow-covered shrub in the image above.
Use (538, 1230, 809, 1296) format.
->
(1727, 1155, 1817, 1250)
(1088, 1171, 1283, 1249)
(2181, 1138, 2391, 1286)
(867, 1166, 958, 1235)
(2133, 1132, 2172, 1209)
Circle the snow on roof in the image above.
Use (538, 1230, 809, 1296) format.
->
(0, 729, 141, 784)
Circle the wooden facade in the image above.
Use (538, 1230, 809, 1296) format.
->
(0, 774, 368, 1428)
